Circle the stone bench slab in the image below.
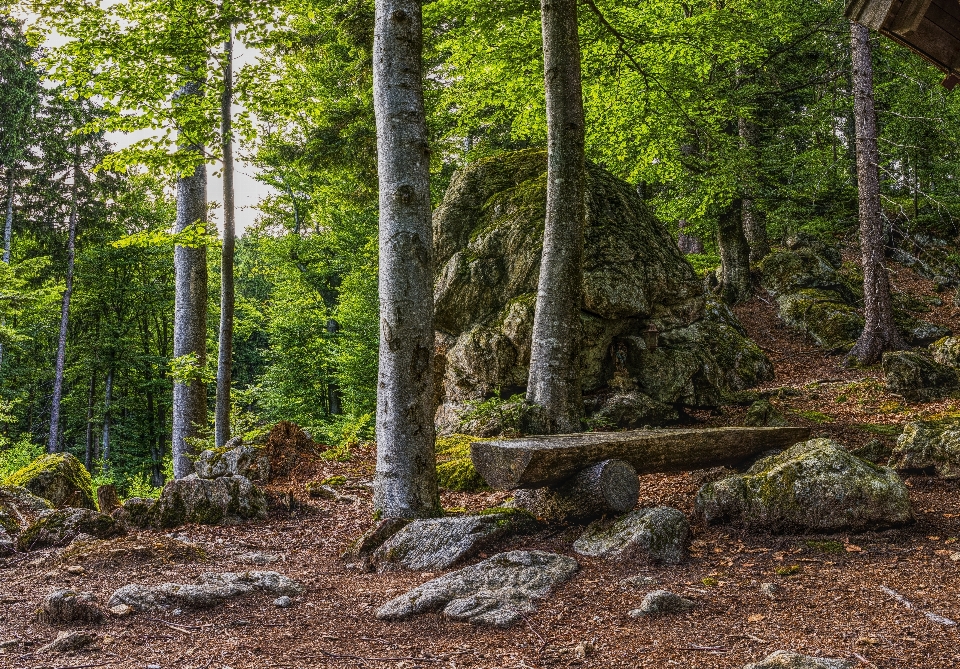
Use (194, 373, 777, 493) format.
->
(470, 426, 811, 490)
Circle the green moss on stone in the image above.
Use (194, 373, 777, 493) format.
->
(5, 453, 96, 510)
(435, 434, 493, 492)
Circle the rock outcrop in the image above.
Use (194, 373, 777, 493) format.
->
(0, 485, 52, 551)
(376, 550, 578, 627)
(195, 438, 270, 483)
(433, 150, 772, 432)
(116, 474, 266, 529)
(696, 438, 914, 532)
(892, 419, 960, 477)
(16, 508, 124, 551)
(882, 350, 959, 402)
(4, 453, 96, 510)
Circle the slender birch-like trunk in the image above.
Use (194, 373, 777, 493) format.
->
(48, 152, 80, 454)
(847, 21, 905, 364)
(101, 367, 113, 467)
(371, 0, 439, 519)
(171, 82, 208, 479)
(84, 371, 96, 470)
(526, 0, 586, 435)
(215, 32, 235, 448)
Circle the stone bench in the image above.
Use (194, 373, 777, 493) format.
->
(470, 427, 811, 521)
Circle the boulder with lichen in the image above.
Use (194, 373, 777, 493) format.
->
(4, 453, 96, 510)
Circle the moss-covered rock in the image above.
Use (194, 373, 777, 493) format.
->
(16, 508, 124, 551)
(776, 289, 863, 350)
(195, 439, 270, 483)
(892, 419, 960, 478)
(0, 485, 53, 552)
(150, 474, 267, 529)
(586, 391, 678, 429)
(758, 248, 849, 297)
(433, 150, 771, 431)
(930, 336, 960, 368)
(744, 399, 789, 427)
(882, 351, 959, 402)
(4, 452, 96, 510)
(894, 312, 951, 347)
(696, 438, 914, 532)
(435, 434, 491, 492)
(573, 506, 689, 564)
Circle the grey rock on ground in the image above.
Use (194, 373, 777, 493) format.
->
(628, 590, 694, 616)
(931, 336, 960, 368)
(273, 596, 293, 608)
(372, 514, 523, 571)
(195, 438, 270, 483)
(39, 589, 104, 623)
(619, 575, 659, 589)
(376, 550, 578, 627)
(341, 517, 410, 565)
(239, 551, 280, 565)
(119, 475, 267, 529)
(39, 631, 98, 654)
(107, 571, 303, 612)
(16, 508, 124, 551)
(760, 583, 782, 600)
(743, 650, 853, 669)
(696, 438, 914, 532)
(573, 507, 689, 564)
(892, 419, 960, 478)
(744, 399, 789, 427)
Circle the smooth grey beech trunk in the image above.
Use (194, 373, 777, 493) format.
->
(717, 198, 752, 305)
(101, 367, 113, 467)
(215, 34, 236, 449)
(738, 118, 769, 262)
(371, 0, 440, 519)
(526, 0, 586, 435)
(84, 371, 96, 471)
(171, 80, 209, 479)
(848, 21, 905, 364)
(48, 166, 79, 454)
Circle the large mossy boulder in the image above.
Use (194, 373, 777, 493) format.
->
(0, 485, 53, 552)
(892, 419, 960, 478)
(696, 438, 914, 532)
(775, 289, 864, 350)
(433, 149, 772, 431)
(138, 474, 267, 529)
(16, 507, 124, 551)
(882, 350, 959, 402)
(4, 453, 96, 510)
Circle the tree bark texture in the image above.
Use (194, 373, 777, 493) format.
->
(215, 33, 235, 449)
(738, 118, 770, 262)
(3, 167, 12, 264)
(848, 21, 906, 365)
(84, 371, 96, 471)
(526, 0, 586, 435)
(47, 161, 79, 454)
(717, 198, 752, 305)
(677, 219, 703, 255)
(371, 0, 439, 519)
(513, 458, 639, 522)
(101, 367, 113, 467)
(171, 80, 208, 479)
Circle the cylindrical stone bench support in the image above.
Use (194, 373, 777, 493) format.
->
(513, 458, 639, 523)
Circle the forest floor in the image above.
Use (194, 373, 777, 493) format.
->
(2, 262, 960, 669)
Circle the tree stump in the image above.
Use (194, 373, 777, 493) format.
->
(513, 458, 639, 523)
(96, 484, 121, 514)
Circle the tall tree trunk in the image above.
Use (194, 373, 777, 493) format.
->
(171, 81, 208, 480)
(738, 118, 769, 262)
(327, 318, 343, 416)
(677, 219, 703, 255)
(371, 0, 439, 519)
(717, 198, 752, 305)
(1, 166, 12, 368)
(48, 152, 80, 454)
(526, 0, 586, 435)
(215, 33, 235, 448)
(847, 21, 906, 364)
(101, 367, 113, 468)
(84, 370, 96, 471)
(2, 167, 12, 264)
